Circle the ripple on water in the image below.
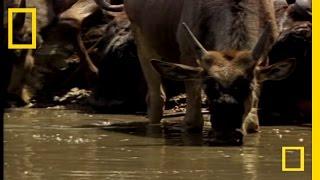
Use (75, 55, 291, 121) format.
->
(4, 109, 312, 180)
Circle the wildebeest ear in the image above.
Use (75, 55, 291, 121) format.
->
(257, 58, 296, 82)
(151, 59, 204, 81)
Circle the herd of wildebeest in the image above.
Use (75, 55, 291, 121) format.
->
(2, 0, 311, 145)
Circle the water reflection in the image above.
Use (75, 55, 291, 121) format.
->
(242, 133, 261, 180)
(4, 108, 311, 180)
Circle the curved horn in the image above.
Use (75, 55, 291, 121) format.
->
(94, 0, 124, 12)
(182, 22, 208, 58)
(13, 0, 26, 32)
(295, 0, 312, 16)
(59, 0, 99, 26)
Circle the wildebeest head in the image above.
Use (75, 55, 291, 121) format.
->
(36, 1, 86, 59)
(36, 0, 124, 75)
(36, 0, 103, 74)
(36, 19, 78, 67)
(152, 23, 296, 145)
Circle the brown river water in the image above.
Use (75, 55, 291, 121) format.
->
(4, 108, 311, 180)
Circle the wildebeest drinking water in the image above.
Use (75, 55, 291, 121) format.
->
(95, 0, 296, 145)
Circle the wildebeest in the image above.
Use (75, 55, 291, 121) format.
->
(36, 0, 127, 79)
(37, 0, 182, 113)
(5, 0, 125, 105)
(37, 0, 146, 112)
(89, 12, 147, 113)
(5, 0, 79, 105)
(259, 0, 311, 124)
(37, 0, 103, 77)
(96, 0, 296, 145)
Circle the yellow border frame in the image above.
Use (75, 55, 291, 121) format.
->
(2, 2, 317, 179)
(313, 1, 319, 180)
(282, 147, 305, 171)
(8, 8, 37, 49)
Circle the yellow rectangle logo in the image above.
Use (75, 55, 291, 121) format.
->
(282, 147, 305, 172)
(8, 8, 37, 49)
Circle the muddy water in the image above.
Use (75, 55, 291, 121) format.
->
(4, 108, 311, 180)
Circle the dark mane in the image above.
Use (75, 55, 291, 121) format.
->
(199, 0, 260, 51)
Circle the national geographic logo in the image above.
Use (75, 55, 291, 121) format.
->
(8, 7, 37, 49)
(282, 147, 305, 172)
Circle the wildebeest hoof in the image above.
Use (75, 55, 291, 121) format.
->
(243, 112, 260, 133)
(183, 124, 203, 133)
(183, 117, 204, 133)
(146, 123, 162, 134)
(246, 123, 260, 134)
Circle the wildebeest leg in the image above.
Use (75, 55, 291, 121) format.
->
(177, 22, 204, 132)
(7, 49, 34, 104)
(179, 56, 203, 131)
(243, 79, 261, 133)
(132, 25, 165, 124)
(183, 79, 204, 132)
